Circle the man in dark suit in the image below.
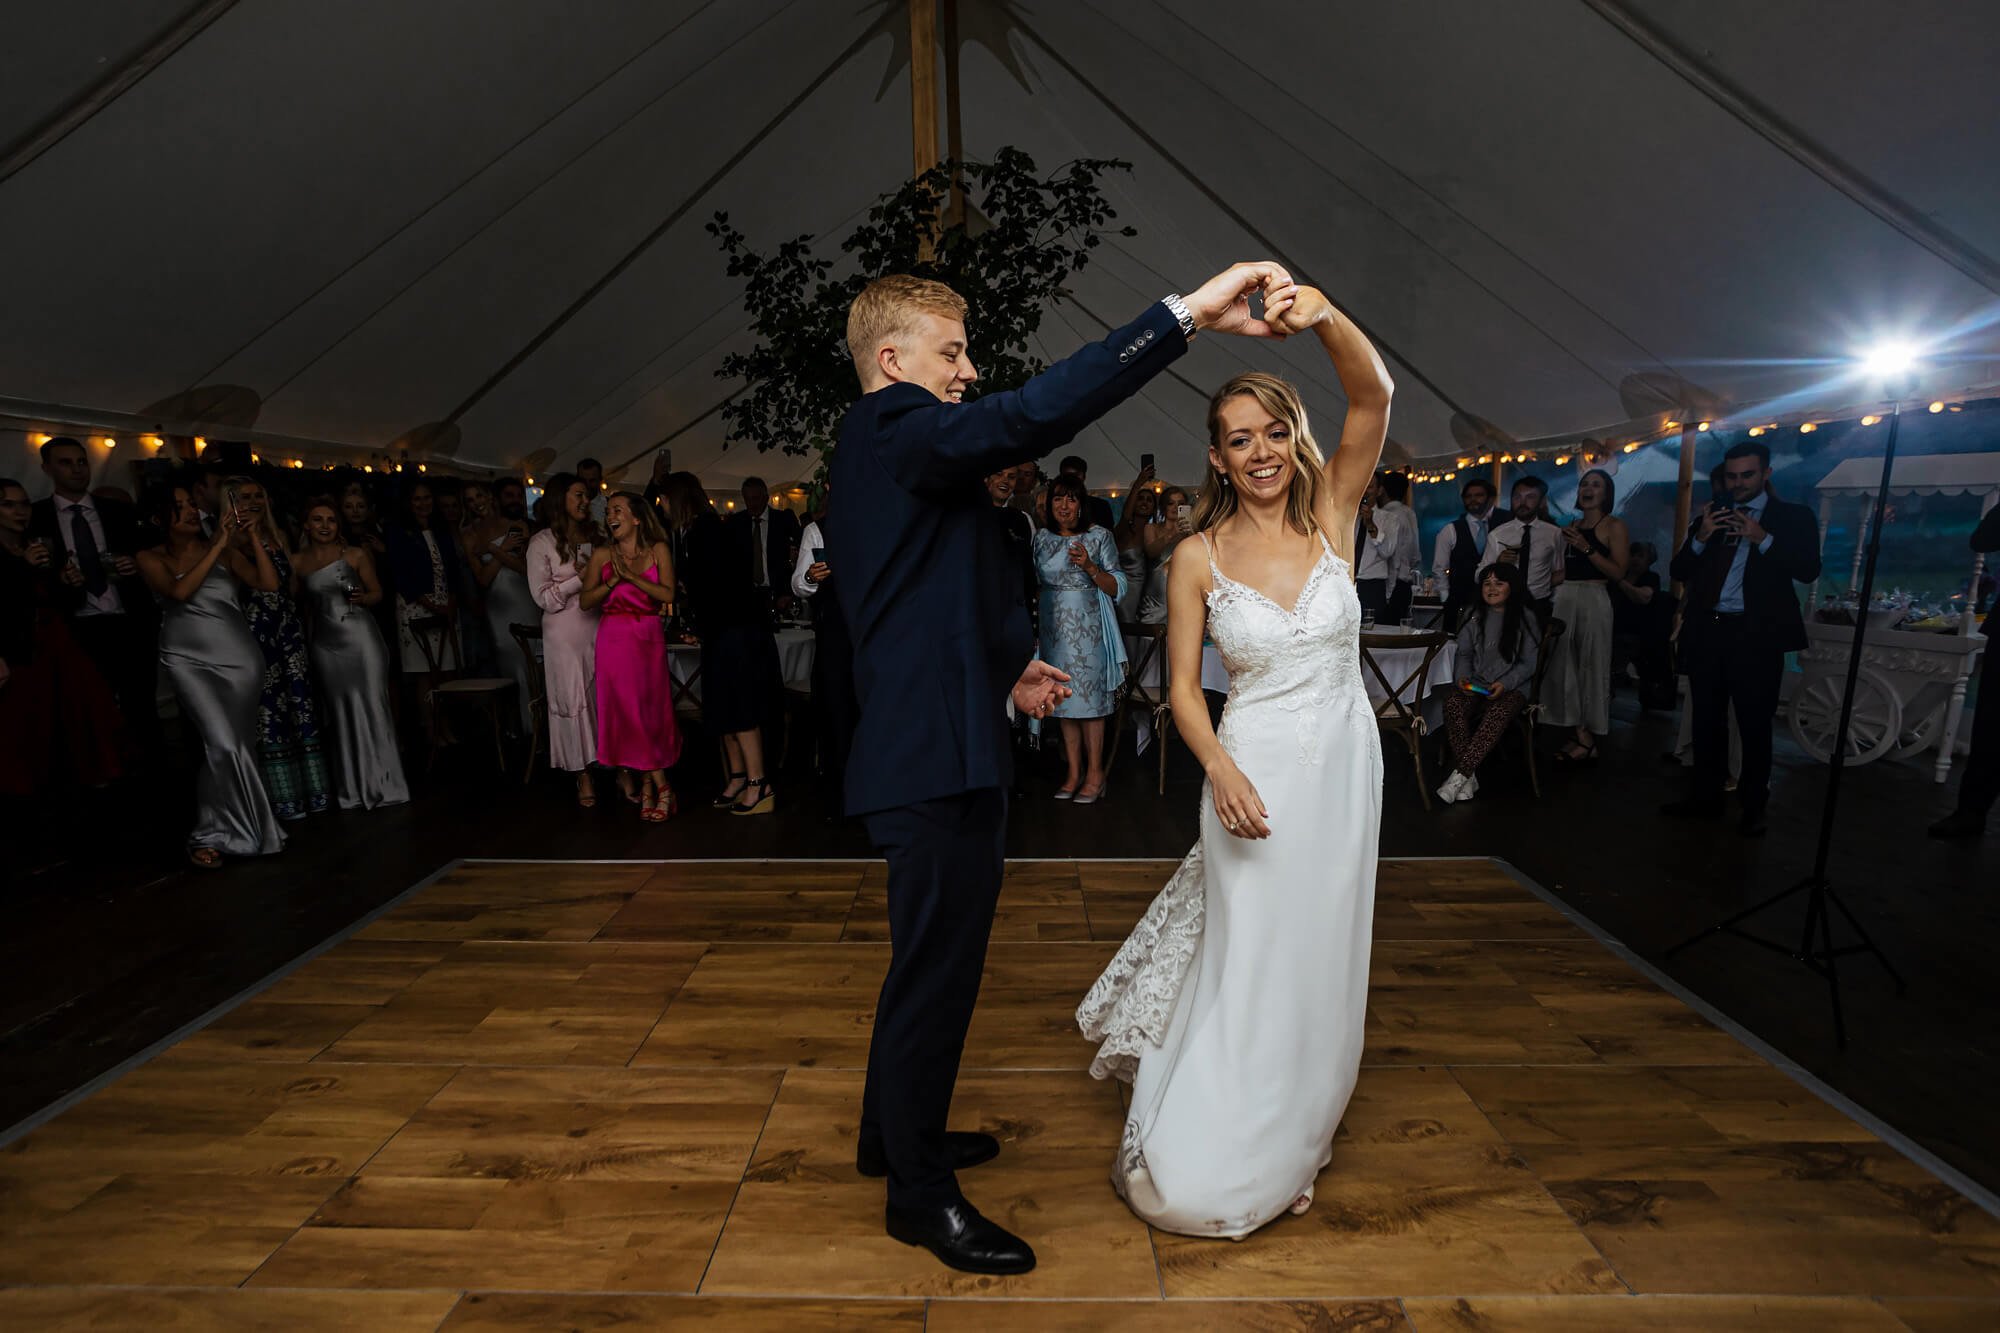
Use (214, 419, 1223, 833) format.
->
(28, 437, 163, 764)
(726, 476, 803, 617)
(828, 263, 1296, 1274)
(1663, 440, 1821, 835)
(1929, 502, 2000, 838)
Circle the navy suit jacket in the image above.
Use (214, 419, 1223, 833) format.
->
(1670, 493, 1820, 655)
(829, 300, 1186, 816)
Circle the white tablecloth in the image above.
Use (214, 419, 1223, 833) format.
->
(1127, 627, 1455, 752)
(667, 627, 816, 710)
(1359, 628, 1457, 717)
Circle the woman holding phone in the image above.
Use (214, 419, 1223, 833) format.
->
(1437, 561, 1541, 803)
(1033, 473, 1126, 803)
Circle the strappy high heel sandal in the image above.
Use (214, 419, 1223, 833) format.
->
(712, 771, 748, 809)
(730, 777, 774, 817)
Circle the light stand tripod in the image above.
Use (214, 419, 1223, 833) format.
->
(1665, 402, 1910, 1048)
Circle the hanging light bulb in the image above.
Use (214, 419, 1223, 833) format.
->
(363, 464, 373, 472)
(1664, 420, 1680, 431)
(1929, 401, 1945, 413)
(417, 462, 427, 472)
(1748, 427, 1764, 437)
(194, 436, 207, 452)
(1799, 422, 1817, 433)
(1624, 442, 1640, 453)
(1861, 415, 1881, 427)
(1477, 454, 1491, 465)
(1697, 421, 1711, 432)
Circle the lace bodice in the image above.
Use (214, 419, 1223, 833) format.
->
(1202, 532, 1366, 760)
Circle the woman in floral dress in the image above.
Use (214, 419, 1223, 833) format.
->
(225, 476, 329, 820)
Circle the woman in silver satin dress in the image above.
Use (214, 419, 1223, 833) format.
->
(297, 499, 409, 811)
(136, 487, 286, 869)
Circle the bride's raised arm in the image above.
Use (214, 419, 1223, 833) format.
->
(1281, 289, 1392, 532)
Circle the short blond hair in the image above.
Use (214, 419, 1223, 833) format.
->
(847, 274, 968, 382)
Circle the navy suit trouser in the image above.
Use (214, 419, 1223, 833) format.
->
(857, 787, 1007, 1208)
(1685, 615, 1784, 813)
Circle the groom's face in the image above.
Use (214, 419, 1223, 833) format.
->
(886, 311, 980, 405)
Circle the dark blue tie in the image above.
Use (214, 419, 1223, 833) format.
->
(68, 502, 108, 596)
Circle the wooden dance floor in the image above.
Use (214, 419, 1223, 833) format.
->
(2, 858, 1995, 1330)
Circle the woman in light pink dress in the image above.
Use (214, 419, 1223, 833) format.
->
(582, 492, 682, 822)
(528, 473, 602, 806)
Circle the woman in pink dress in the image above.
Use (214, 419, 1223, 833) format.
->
(529, 473, 603, 806)
(582, 492, 681, 822)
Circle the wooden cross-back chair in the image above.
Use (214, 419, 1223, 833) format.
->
(1359, 629, 1452, 810)
(406, 615, 515, 774)
(1109, 622, 1175, 794)
(509, 622, 546, 783)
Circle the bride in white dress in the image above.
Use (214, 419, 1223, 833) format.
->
(1078, 286, 1391, 1239)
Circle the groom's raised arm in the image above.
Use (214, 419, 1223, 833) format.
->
(875, 301, 1187, 495)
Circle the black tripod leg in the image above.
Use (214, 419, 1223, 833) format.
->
(1664, 877, 1811, 958)
(1826, 889, 1910, 994)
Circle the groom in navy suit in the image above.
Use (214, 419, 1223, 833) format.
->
(828, 263, 1297, 1273)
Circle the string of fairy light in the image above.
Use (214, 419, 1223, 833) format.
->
(18, 392, 1978, 497)
(1383, 396, 1970, 487)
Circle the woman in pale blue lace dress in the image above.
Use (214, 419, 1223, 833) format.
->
(1032, 473, 1126, 803)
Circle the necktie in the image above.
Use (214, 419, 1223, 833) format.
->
(1518, 522, 1532, 583)
(751, 515, 766, 586)
(1471, 517, 1486, 556)
(69, 502, 108, 595)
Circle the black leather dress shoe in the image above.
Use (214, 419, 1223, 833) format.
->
(856, 1131, 999, 1179)
(885, 1199, 1036, 1275)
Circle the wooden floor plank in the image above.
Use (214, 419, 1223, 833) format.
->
(0, 1287, 463, 1332)
(3, 857, 1987, 1318)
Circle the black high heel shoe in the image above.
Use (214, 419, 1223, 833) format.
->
(712, 771, 749, 808)
(730, 777, 774, 817)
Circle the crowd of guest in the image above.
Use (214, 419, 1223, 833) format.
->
(1, 438, 820, 872)
(10, 431, 1986, 872)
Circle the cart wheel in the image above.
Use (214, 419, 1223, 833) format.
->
(1890, 699, 1948, 760)
(1788, 667, 1904, 765)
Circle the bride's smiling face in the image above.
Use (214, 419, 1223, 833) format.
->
(1210, 396, 1295, 503)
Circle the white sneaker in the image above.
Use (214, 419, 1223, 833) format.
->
(1436, 772, 1467, 804)
(1460, 772, 1479, 800)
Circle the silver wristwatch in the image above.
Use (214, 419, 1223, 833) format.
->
(1162, 292, 1196, 340)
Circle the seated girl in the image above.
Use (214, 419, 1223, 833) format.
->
(1438, 561, 1540, 804)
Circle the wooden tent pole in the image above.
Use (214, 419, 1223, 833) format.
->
(942, 0, 965, 228)
(910, 0, 939, 178)
(1671, 420, 1698, 595)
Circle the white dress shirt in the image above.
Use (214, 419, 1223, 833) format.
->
(55, 495, 126, 617)
(1431, 510, 1490, 577)
(1478, 515, 1562, 601)
(1357, 499, 1418, 584)
(791, 520, 826, 601)
(1687, 489, 1775, 613)
(588, 492, 609, 528)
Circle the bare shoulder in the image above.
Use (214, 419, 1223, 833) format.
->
(1168, 531, 1212, 591)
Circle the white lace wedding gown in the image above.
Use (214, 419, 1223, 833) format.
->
(1078, 530, 1382, 1238)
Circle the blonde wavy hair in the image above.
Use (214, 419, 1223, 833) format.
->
(1192, 371, 1329, 537)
